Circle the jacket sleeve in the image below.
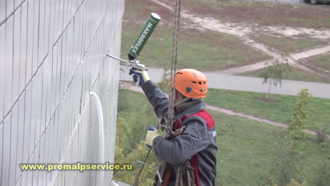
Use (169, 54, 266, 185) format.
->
(152, 116, 211, 166)
(141, 80, 169, 118)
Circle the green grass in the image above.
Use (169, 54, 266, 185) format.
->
(183, 0, 330, 29)
(210, 110, 330, 186)
(240, 66, 330, 84)
(204, 88, 330, 133)
(249, 34, 328, 54)
(116, 89, 330, 186)
(306, 53, 330, 72)
(121, 0, 271, 71)
(121, 23, 270, 71)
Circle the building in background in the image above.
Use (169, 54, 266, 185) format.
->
(0, 0, 124, 185)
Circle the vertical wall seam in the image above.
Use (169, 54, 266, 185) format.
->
(0, 0, 27, 28)
(0, 0, 88, 126)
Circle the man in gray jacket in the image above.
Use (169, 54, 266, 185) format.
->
(129, 68, 217, 186)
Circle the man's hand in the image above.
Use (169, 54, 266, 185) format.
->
(146, 126, 162, 148)
(129, 68, 150, 86)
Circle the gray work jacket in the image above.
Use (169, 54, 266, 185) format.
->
(141, 80, 218, 186)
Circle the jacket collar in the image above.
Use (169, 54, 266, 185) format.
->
(175, 99, 206, 119)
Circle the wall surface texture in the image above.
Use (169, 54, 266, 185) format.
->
(0, 0, 124, 185)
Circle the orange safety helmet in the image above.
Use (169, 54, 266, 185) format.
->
(168, 69, 207, 98)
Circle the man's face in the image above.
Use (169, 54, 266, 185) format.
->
(174, 90, 182, 103)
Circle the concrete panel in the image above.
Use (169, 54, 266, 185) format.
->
(0, 1, 5, 24)
(0, 25, 5, 123)
(2, 116, 11, 186)
(4, 17, 13, 118)
(1, 0, 123, 185)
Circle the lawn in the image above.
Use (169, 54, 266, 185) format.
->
(121, 22, 270, 71)
(249, 34, 329, 54)
(181, 0, 330, 29)
(204, 88, 330, 133)
(121, 0, 270, 71)
(210, 109, 330, 186)
(240, 65, 330, 84)
(304, 52, 330, 73)
(115, 88, 330, 186)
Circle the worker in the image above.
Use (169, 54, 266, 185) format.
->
(129, 68, 217, 186)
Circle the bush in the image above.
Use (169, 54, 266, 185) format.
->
(287, 89, 312, 139)
(114, 116, 155, 185)
(114, 88, 159, 185)
(316, 125, 328, 144)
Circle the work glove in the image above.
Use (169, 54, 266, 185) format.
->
(146, 126, 162, 148)
(129, 68, 150, 86)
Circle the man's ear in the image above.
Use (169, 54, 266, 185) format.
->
(174, 89, 179, 101)
(175, 90, 186, 101)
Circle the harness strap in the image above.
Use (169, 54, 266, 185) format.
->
(162, 164, 172, 186)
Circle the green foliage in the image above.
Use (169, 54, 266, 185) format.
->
(114, 89, 159, 185)
(287, 89, 313, 139)
(114, 117, 155, 185)
(287, 179, 307, 186)
(156, 64, 171, 92)
(316, 125, 328, 144)
(262, 59, 291, 98)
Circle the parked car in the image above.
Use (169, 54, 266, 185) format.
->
(308, 0, 330, 4)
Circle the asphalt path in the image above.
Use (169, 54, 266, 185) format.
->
(120, 66, 330, 99)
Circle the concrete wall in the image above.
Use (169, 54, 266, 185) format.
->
(0, 0, 124, 185)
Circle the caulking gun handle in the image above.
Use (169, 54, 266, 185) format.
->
(132, 73, 140, 86)
(136, 76, 140, 86)
(146, 126, 156, 148)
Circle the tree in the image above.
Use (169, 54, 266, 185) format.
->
(287, 88, 312, 139)
(316, 125, 328, 144)
(262, 59, 291, 99)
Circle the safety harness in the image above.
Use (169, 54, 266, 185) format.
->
(156, 108, 215, 186)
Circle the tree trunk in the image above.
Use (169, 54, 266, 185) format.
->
(266, 80, 272, 99)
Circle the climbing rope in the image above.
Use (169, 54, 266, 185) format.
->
(168, 1, 196, 186)
(175, 160, 196, 186)
(167, 0, 182, 137)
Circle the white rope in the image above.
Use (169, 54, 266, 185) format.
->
(168, 0, 182, 138)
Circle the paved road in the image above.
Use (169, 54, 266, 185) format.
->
(120, 66, 330, 99)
